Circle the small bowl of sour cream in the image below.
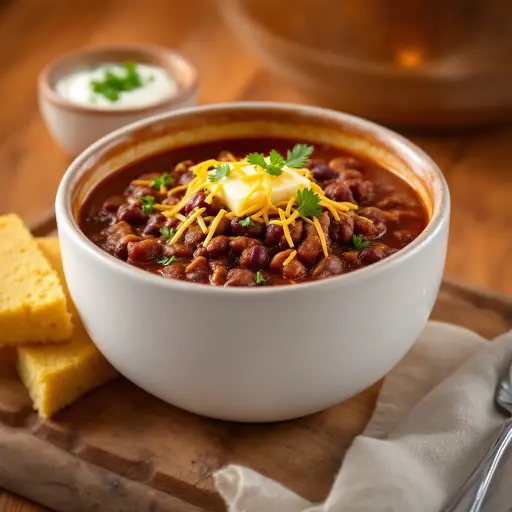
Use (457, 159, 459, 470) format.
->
(38, 44, 198, 156)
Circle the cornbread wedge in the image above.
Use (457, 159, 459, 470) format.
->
(17, 238, 117, 419)
(0, 214, 72, 345)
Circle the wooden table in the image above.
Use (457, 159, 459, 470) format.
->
(0, 0, 511, 510)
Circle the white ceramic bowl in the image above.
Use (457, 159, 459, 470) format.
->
(56, 102, 450, 422)
(38, 44, 197, 156)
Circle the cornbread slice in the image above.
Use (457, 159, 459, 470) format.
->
(17, 238, 118, 419)
(0, 214, 72, 345)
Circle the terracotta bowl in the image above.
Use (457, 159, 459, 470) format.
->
(38, 44, 198, 156)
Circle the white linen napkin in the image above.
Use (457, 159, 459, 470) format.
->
(214, 322, 512, 512)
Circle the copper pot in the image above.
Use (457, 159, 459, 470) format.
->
(222, 0, 512, 129)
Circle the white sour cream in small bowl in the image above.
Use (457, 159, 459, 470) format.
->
(38, 45, 197, 156)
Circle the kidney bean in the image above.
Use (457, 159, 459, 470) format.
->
(231, 217, 265, 237)
(206, 236, 231, 257)
(328, 156, 365, 172)
(240, 245, 269, 270)
(376, 195, 414, 210)
(224, 268, 256, 287)
(183, 192, 206, 216)
(282, 259, 307, 280)
(183, 225, 206, 246)
(187, 270, 210, 284)
(342, 250, 360, 264)
(297, 212, 331, 263)
(288, 219, 304, 246)
(270, 249, 294, 272)
(185, 256, 209, 274)
(159, 262, 187, 280)
(340, 169, 364, 181)
(210, 262, 228, 286)
(163, 242, 193, 259)
(354, 216, 386, 239)
(394, 230, 417, 246)
(351, 180, 375, 204)
(230, 236, 262, 253)
(143, 213, 166, 236)
(357, 206, 387, 223)
(194, 246, 209, 258)
(174, 159, 194, 173)
(211, 217, 230, 236)
(264, 220, 303, 249)
(103, 222, 133, 260)
(329, 215, 354, 243)
(324, 179, 374, 204)
(102, 195, 126, 213)
(183, 191, 222, 216)
(117, 204, 147, 224)
(178, 171, 193, 185)
(162, 195, 180, 206)
(127, 185, 154, 201)
(324, 181, 356, 203)
(127, 239, 162, 265)
(311, 255, 344, 279)
(311, 162, 338, 182)
(359, 243, 397, 264)
(264, 224, 284, 246)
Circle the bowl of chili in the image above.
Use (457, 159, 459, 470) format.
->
(56, 102, 450, 422)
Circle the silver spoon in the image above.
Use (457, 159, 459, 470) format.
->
(442, 361, 512, 512)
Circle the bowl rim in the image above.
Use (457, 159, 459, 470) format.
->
(56, 101, 450, 296)
(38, 43, 198, 116)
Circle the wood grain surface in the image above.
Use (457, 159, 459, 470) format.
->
(0, 279, 510, 512)
(0, 0, 511, 510)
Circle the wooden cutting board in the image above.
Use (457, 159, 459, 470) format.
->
(0, 215, 510, 512)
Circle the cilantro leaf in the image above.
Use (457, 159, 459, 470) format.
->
(286, 144, 314, 168)
(208, 164, 231, 183)
(247, 151, 284, 176)
(240, 217, 255, 227)
(157, 255, 178, 266)
(151, 172, 173, 190)
(352, 234, 371, 251)
(247, 152, 267, 169)
(159, 226, 176, 240)
(90, 61, 144, 103)
(256, 271, 266, 285)
(296, 188, 322, 219)
(139, 195, 155, 215)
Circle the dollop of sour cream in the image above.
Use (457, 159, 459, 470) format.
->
(54, 62, 178, 109)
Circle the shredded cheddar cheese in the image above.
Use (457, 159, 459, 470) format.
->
(168, 208, 206, 245)
(128, 155, 360, 260)
(203, 209, 227, 247)
(282, 250, 297, 267)
(313, 217, 329, 257)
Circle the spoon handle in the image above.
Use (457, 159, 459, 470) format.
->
(441, 417, 512, 512)
(468, 418, 512, 512)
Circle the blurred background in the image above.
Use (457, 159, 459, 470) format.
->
(0, 0, 510, 294)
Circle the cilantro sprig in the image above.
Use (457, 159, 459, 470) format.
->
(247, 144, 314, 177)
(296, 188, 322, 219)
(352, 234, 371, 251)
(157, 255, 178, 266)
(240, 217, 255, 227)
(159, 226, 176, 240)
(90, 61, 144, 102)
(139, 195, 155, 215)
(285, 144, 314, 168)
(208, 164, 231, 183)
(256, 271, 266, 285)
(151, 173, 173, 190)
